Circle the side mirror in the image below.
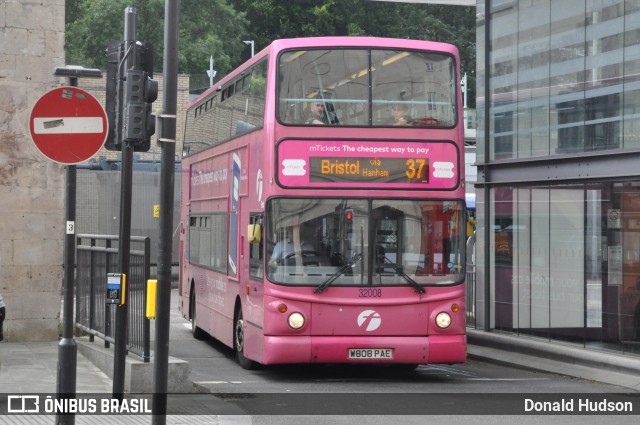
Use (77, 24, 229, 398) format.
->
(247, 223, 262, 244)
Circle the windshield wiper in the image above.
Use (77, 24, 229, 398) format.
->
(314, 252, 362, 294)
(380, 257, 425, 294)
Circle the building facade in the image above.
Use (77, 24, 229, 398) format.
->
(0, 0, 190, 341)
(474, 0, 640, 356)
(0, 1, 66, 341)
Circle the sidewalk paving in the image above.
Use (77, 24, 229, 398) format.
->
(0, 341, 111, 394)
(0, 341, 227, 424)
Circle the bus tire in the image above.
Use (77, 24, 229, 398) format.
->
(190, 287, 207, 341)
(393, 363, 419, 372)
(234, 307, 257, 370)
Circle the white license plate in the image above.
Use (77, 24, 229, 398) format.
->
(348, 348, 393, 359)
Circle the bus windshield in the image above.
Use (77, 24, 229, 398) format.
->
(278, 48, 457, 127)
(266, 198, 465, 287)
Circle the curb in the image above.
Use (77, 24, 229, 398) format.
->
(76, 337, 194, 393)
(467, 330, 640, 391)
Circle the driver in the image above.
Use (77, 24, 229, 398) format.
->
(269, 226, 314, 266)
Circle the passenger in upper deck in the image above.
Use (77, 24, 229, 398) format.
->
(306, 95, 340, 125)
(391, 103, 413, 126)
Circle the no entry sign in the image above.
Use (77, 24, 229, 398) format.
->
(29, 86, 108, 164)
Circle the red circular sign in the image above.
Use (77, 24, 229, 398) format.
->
(29, 86, 108, 164)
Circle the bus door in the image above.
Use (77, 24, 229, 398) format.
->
(228, 152, 241, 277)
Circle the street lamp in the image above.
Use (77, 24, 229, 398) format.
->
(54, 65, 102, 82)
(207, 56, 217, 87)
(243, 40, 255, 57)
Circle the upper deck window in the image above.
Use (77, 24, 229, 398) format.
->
(183, 59, 267, 157)
(278, 48, 457, 127)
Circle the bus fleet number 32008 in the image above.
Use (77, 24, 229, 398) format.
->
(348, 348, 393, 359)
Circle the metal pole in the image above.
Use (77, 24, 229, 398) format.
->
(463, 73, 468, 110)
(152, 1, 179, 422)
(243, 40, 255, 57)
(57, 109, 77, 424)
(53, 66, 103, 424)
(483, 0, 492, 332)
(113, 6, 137, 400)
(207, 56, 216, 87)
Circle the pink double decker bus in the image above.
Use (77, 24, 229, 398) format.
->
(179, 37, 467, 369)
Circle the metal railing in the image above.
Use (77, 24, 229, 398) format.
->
(466, 234, 476, 328)
(466, 263, 476, 328)
(75, 234, 151, 362)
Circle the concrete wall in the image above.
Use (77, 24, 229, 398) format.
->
(0, 0, 67, 341)
(0, 2, 191, 341)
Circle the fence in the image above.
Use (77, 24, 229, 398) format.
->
(75, 234, 152, 362)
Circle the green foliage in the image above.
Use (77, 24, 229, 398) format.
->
(227, 0, 476, 106)
(66, 0, 475, 104)
(65, 0, 247, 78)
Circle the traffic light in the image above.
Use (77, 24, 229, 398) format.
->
(123, 68, 157, 149)
(104, 41, 124, 151)
(133, 42, 157, 152)
(104, 41, 157, 152)
(344, 208, 354, 233)
(345, 209, 354, 221)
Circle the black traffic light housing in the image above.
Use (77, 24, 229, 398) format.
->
(104, 41, 124, 151)
(105, 41, 157, 152)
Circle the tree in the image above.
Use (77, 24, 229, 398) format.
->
(228, 0, 476, 106)
(66, 1, 475, 103)
(65, 0, 248, 79)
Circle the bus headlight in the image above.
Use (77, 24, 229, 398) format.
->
(288, 312, 305, 329)
(435, 312, 451, 329)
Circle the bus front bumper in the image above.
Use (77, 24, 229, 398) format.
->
(262, 334, 466, 365)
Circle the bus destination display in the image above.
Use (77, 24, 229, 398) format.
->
(277, 139, 458, 190)
(309, 157, 428, 184)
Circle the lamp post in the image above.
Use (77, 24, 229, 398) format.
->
(243, 40, 255, 57)
(207, 55, 217, 87)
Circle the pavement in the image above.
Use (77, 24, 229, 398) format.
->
(1, 305, 640, 424)
(0, 339, 240, 424)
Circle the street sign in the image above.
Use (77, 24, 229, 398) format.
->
(29, 86, 108, 164)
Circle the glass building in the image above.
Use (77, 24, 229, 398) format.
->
(474, 0, 640, 356)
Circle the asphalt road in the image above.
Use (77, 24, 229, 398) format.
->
(163, 291, 638, 424)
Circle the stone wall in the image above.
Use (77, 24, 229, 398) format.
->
(0, 0, 191, 341)
(0, 0, 67, 341)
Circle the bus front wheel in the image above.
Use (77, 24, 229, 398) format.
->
(190, 288, 207, 340)
(234, 308, 258, 370)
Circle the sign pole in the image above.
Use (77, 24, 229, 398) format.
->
(30, 74, 107, 421)
(113, 6, 137, 401)
(57, 141, 77, 425)
(52, 66, 103, 425)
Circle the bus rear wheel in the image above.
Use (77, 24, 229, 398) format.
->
(234, 308, 257, 370)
